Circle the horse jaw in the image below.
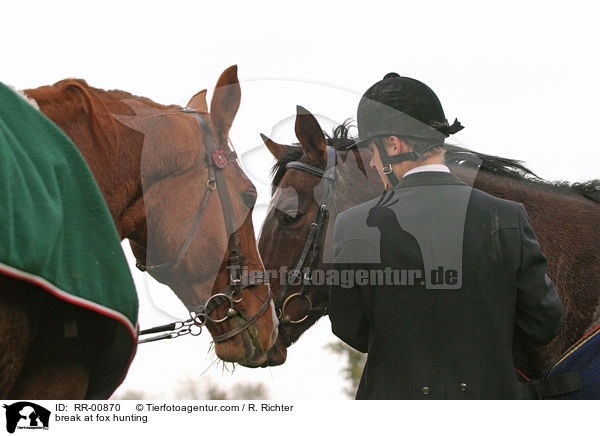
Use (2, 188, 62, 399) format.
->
(210, 296, 278, 366)
(212, 320, 272, 367)
(262, 335, 288, 367)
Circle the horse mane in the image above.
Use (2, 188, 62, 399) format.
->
(270, 122, 600, 204)
(27, 79, 178, 158)
(444, 144, 600, 203)
(324, 119, 356, 150)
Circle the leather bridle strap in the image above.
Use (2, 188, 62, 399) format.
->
(193, 111, 245, 288)
(137, 108, 271, 344)
(286, 161, 326, 178)
(135, 108, 221, 272)
(274, 146, 337, 323)
(136, 172, 215, 272)
(139, 284, 273, 344)
(372, 136, 442, 188)
(210, 287, 273, 343)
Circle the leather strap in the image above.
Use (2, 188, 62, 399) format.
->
(136, 109, 218, 272)
(286, 162, 325, 178)
(138, 108, 272, 345)
(194, 113, 245, 289)
(536, 372, 583, 398)
(136, 174, 215, 271)
(519, 372, 583, 399)
(275, 146, 337, 322)
(372, 136, 442, 188)
(211, 288, 273, 342)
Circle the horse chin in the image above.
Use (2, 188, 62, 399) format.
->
(212, 317, 271, 367)
(237, 326, 277, 368)
(259, 335, 288, 367)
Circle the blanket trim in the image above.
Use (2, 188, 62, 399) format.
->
(0, 261, 137, 336)
(546, 323, 600, 376)
(0, 261, 138, 396)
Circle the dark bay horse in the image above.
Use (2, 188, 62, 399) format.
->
(0, 66, 277, 399)
(258, 106, 600, 382)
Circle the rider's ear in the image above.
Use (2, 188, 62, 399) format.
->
(210, 65, 241, 144)
(388, 136, 409, 154)
(260, 134, 292, 161)
(186, 89, 208, 113)
(295, 105, 326, 163)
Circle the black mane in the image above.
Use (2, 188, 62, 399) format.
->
(271, 146, 302, 192)
(444, 144, 600, 203)
(270, 123, 600, 204)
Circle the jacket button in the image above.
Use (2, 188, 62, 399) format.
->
(459, 383, 468, 391)
(421, 386, 430, 395)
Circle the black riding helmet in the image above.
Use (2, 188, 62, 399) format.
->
(356, 72, 464, 186)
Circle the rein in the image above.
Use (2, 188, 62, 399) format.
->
(274, 146, 337, 324)
(138, 108, 271, 344)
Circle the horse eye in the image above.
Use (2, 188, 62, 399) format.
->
(242, 191, 257, 209)
(280, 211, 302, 226)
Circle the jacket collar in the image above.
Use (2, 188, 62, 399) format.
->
(394, 171, 467, 190)
(403, 164, 451, 177)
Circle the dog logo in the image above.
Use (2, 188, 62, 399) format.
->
(2, 402, 50, 433)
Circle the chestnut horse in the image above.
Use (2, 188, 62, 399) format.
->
(0, 66, 277, 399)
(258, 106, 600, 383)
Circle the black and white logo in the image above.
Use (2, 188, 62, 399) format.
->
(3, 402, 50, 434)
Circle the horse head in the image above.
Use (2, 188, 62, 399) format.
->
(125, 66, 278, 366)
(27, 67, 277, 367)
(258, 106, 383, 365)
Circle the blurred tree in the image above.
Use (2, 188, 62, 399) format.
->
(175, 377, 269, 400)
(111, 377, 270, 399)
(205, 383, 229, 400)
(231, 382, 269, 400)
(111, 389, 147, 400)
(325, 341, 367, 398)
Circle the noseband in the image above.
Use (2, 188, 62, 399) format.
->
(138, 108, 271, 344)
(274, 146, 338, 324)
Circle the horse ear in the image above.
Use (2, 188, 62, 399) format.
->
(260, 133, 290, 160)
(186, 89, 208, 113)
(295, 105, 326, 163)
(210, 65, 241, 143)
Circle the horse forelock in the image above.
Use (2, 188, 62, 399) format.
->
(271, 145, 302, 190)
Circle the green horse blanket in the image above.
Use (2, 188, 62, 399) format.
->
(0, 82, 138, 399)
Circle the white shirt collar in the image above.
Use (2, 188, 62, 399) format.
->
(403, 164, 451, 178)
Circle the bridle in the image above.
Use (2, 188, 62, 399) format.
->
(138, 108, 271, 344)
(274, 145, 338, 324)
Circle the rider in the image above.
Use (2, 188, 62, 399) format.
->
(328, 73, 563, 399)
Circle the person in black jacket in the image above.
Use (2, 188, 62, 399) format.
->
(328, 73, 563, 399)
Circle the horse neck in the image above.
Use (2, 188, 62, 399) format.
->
(332, 149, 384, 211)
(467, 168, 600, 302)
(26, 84, 145, 240)
(470, 169, 584, 211)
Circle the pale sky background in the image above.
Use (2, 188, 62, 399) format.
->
(2, 0, 599, 408)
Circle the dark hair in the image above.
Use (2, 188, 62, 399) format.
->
(393, 135, 445, 156)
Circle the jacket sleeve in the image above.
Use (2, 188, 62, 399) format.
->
(514, 204, 563, 346)
(328, 213, 369, 353)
